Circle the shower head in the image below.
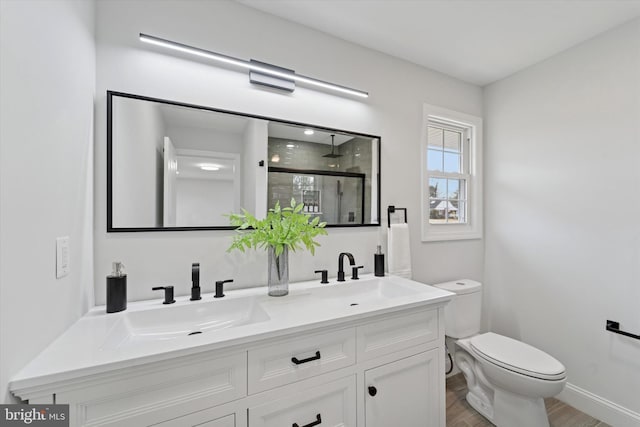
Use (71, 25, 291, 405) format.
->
(323, 134, 343, 158)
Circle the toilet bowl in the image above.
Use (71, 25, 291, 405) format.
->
(433, 280, 566, 427)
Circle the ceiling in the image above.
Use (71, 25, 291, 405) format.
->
(158, 103, 356, 145)
(159, 104, 249, 133)
(238, 0, 640, 86)
(268, 122, 354, 145)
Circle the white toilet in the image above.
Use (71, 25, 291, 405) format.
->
(433, 279, 566, 427)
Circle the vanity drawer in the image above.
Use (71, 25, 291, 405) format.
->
(248, 328, 356, 394)
(58, 351, 247, 427)
(248, 376, 356, 427)
(357, 308, 438, 361)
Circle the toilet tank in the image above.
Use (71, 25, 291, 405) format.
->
(433, 279, 482, 339)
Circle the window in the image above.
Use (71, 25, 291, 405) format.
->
(422, 104, 482, 241)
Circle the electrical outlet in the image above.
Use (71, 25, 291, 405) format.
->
(56, 236, 70, 278)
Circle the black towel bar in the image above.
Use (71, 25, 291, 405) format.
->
(606, 320, 640, 340)
(387, 205, 407, 228)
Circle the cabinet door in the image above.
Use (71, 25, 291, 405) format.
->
(364, 350, 440, 427)
(249, 376, 356, 427)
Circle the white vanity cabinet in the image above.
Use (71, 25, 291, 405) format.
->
(357, 309, 442, 427)
(243, 308, 443, 427)
(10, 278, 451, 427)
(54, 351, 248, 427)
(363, 350, 440, 427)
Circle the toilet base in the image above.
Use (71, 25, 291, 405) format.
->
(454, 337, 563, 427)
(466, 390, 494, 422)
(455, 346, 495, 422)
(494, 388, 549, 427)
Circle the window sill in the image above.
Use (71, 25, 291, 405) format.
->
(421, 227, 482, 242)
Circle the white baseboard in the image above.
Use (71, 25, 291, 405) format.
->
(557, 382, 640, 427)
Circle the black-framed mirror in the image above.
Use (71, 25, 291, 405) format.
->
(107, 91, 381, 231)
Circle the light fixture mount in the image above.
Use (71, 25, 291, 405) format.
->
(249, 60, 295, 92)
(139, 33, 368, 98)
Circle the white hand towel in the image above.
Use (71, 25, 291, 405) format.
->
(387, 223, 412, 279)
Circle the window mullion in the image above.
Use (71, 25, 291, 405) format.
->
(427, 172, 468, 180)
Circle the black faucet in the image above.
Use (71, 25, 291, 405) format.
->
(215, 279, 233, 298)
(190, 263, 201, 301)
(337, 252, 355, 282)
(351, 265, 364, 280)
(315, 269, 329, 284)
(152, 286, 175, 304)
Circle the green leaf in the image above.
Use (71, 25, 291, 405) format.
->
(227, 198, 327, 257)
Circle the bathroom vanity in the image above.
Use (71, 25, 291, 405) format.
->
(10, 276, 452, 427)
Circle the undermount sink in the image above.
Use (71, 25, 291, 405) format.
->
(309, 277, 425, 303)
(102, 297, 270, 349)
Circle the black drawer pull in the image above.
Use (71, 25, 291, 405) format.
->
(291, 351, 321, 365)
(368, 386, 377, 396)
(293, 413, 321, 427)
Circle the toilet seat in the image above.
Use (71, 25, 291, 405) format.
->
(470, 333, 566, 381)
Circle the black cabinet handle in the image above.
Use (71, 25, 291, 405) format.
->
(368, 386, 377, 396)
(291, 351, 321, 365)
(293, 413, 321, 427)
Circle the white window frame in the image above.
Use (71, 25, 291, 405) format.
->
(421, 104, 483, 241)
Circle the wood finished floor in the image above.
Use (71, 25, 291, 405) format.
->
(446, 373, 610, 427)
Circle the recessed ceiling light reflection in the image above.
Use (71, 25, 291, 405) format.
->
(286, 144, 295, 148)
(200, 164, 220, 171)
(304, 129, 314, 135)
(271, 154, 280, 163)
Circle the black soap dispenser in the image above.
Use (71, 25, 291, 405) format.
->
(374, 245, 385, 277)
(106, 262, 127, 313)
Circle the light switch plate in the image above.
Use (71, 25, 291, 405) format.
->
(56, 236, 70, 279)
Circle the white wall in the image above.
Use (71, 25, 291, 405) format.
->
(484, 19, 640, 425)
(112, 97, 165, 227)
(167, 126, 244, 153)
(94, 0, 483, 305)
(176, 178, 234, 226)
(241, 119, 268, 218)
(0, 0, 95, 403)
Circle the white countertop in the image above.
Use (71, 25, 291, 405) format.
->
(10, 274, 453, 394)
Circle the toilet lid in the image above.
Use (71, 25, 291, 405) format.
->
(470, 333, 566, 381)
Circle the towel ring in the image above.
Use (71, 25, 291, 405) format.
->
(387, 205, 407, 228)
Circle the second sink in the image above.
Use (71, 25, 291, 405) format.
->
(309, 276, 427, 303)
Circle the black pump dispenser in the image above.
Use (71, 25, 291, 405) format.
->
(106, 262, 127, 313)
(374, 245, 385, 277)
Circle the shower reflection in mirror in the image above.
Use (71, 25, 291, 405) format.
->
(267, 124, 376, 225)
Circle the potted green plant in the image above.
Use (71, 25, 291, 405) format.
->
(228, 199, 327, 296)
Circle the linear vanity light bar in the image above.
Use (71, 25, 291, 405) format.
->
(139, 33, 369, 98)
